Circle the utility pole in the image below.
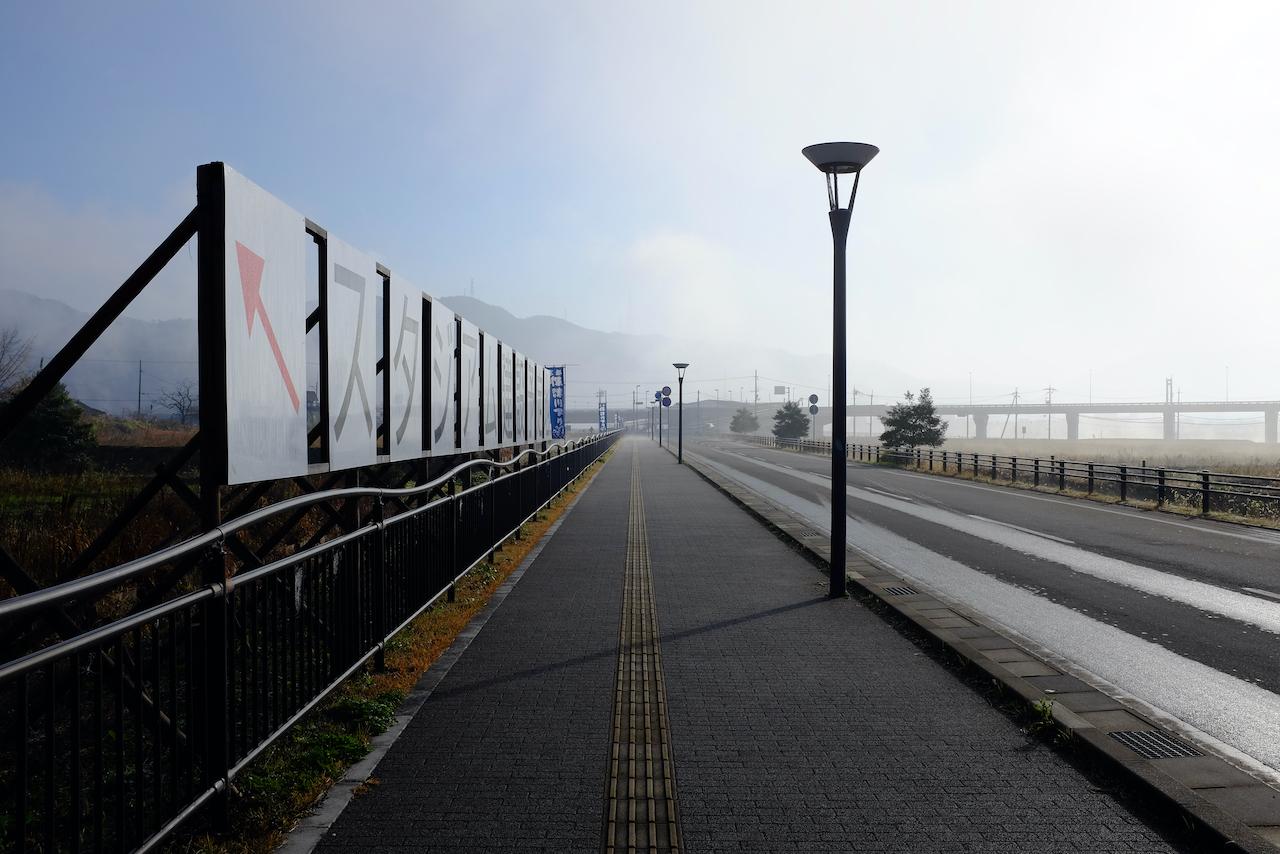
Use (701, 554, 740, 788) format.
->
(1044, 385, 1057, 440)
(754, 370, 759, 424)
(137, 359, 143, 417)
(1013, 388, 1019, 441)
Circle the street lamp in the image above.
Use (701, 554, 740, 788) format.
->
(802, 140, 878, 599)
(673, 363, 689, 463)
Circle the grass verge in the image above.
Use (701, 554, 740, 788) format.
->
(164, 448, 615, 853)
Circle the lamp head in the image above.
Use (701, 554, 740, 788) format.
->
(673, 362, 689, 379)
(803, 141, 878, 210)
(801, 142, 878, 174)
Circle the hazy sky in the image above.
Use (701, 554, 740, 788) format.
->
(3, 1, 1280, 410)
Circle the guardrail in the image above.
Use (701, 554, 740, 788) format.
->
(736, 435, 1280, 521)
(0, 430, 619, 854)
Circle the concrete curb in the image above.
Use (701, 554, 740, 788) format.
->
(277, 460, 608, 854)
(680, 450, 1280, 854)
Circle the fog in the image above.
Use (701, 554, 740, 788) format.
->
(3, 2, 1280, 441)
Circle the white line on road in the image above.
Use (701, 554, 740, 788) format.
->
(967, 514, 1074, 544)
(708, 447, 1280, 635)
(863, 486, 913, 502)
(1243, 586, 1280, 603)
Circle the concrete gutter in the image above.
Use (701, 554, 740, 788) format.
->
(682, 450, 1280, 854)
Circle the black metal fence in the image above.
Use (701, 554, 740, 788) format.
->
(739, 435, 1280, 521)
(0, 431, 618, 854)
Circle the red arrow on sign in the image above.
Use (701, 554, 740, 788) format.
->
(236, 241, 301, 412)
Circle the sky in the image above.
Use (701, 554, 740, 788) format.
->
(3, 1, 1280, 421)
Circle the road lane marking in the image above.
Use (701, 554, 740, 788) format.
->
(702, 447, 1280, 635)
(1242, 586, 1280, 603)
(967, 514, 1075, 545)
(863, 486, 914, 502)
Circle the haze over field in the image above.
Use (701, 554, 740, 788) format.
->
(3, 2, 1280, 412)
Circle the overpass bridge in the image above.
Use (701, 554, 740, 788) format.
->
(845, 400, 1280, 442)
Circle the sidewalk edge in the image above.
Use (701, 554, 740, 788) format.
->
(277, 462, 607, 854)
(680, 451, 1280, 854)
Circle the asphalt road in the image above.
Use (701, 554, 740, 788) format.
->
(683, 435, 1280, 783)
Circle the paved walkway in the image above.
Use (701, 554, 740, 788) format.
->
(311, 438, 1185, 853)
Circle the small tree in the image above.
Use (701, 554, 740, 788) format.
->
(0, 381, 96, 471)
(159, 381, 199, 425)
(772, 401, 810, 439)
(879, 388, 947, 450)
(729, 407, 759, 434)
(0, 327, 32, 398)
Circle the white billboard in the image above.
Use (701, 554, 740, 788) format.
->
(326, 237, 379, 471)
(501, 346, 514, 443)
(388, 278, 423, 461)
(429, 299, 458, 453)
(222, 166, 308, 485)
(459, 318, 481, 452)
(482, 333, 499, 447)
(514, 353, 526, 444)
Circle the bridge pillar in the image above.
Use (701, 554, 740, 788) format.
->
(1267, 409, 1279, 444)
(973, 413, 989, 439)
(1163, 408, 1176, 441)
(1065, 412, 1079, 441)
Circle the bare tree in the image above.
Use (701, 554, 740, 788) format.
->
(0, 327, 32, 398)
(159, 381, 198, 425)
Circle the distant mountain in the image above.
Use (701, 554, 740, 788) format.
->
(0, 289, 921, 419)
(1, 288, 199, 416)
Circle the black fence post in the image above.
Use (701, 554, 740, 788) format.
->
(1119, 466, 1127, 503)
(1202, 471, 1211, 514)
(928, 449, 933, 471)
(1158, 468, 1166, 507)
(1011, 456, 1018, 484)
(990, 454, 996, 480)
(1087, 463, 1095, 494)
(201, 540, 230, 828)
(1033, 458, 1040, 487)
(448, 479, 458, 603)
(373, 496, 386, 670)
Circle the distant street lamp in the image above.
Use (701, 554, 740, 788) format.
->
(802, 140, 878, 599)
(673, 363, 689, 463)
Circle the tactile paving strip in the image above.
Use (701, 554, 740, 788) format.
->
(603, 450, 681, 853)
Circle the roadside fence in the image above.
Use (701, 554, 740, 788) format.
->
(738, 435, 1280, 521)
(0, 430, 618, 854)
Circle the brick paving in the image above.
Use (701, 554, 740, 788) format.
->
(312, 437, 1187, 853)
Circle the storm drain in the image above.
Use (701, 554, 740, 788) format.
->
(602, 451, 681, 853)
(796, 528, 825, 540)
(1108, 730, 1202, 759)
(882, 585, 919, 596)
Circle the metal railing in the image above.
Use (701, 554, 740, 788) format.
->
(737, 435, 1280, 521)
(0, 431, 618, 854)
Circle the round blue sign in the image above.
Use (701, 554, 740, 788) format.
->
(809, 405, 819, 415)
(662, 386, 672, 397)
(662, 397, 672, 407)
(654, 391, 662, 401)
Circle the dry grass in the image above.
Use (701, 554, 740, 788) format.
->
(164, 447, 615, 854)
(91, 415, 197, 447)
(940, 437, 1280, 477)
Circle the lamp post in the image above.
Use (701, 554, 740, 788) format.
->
(673, 363, 689, 463)
(803, 140, 878, 599)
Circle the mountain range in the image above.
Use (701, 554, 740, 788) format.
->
(0, 288, 920, 421)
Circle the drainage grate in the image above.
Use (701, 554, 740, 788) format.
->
(797, 528, 825, 540)
(1108, 730, 1201, 759)
(882, 585, 918, 596)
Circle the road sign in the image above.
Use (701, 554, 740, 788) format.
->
(662, 386, 672, 397)
(808, 394, 819, 405)
(662, 397, 672, 407)
(773, 385, 785, 395)
(809, 404, 819, 415)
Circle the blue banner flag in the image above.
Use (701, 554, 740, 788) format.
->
(597, 401, 608, 432)
(549, 366, 566, 439)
